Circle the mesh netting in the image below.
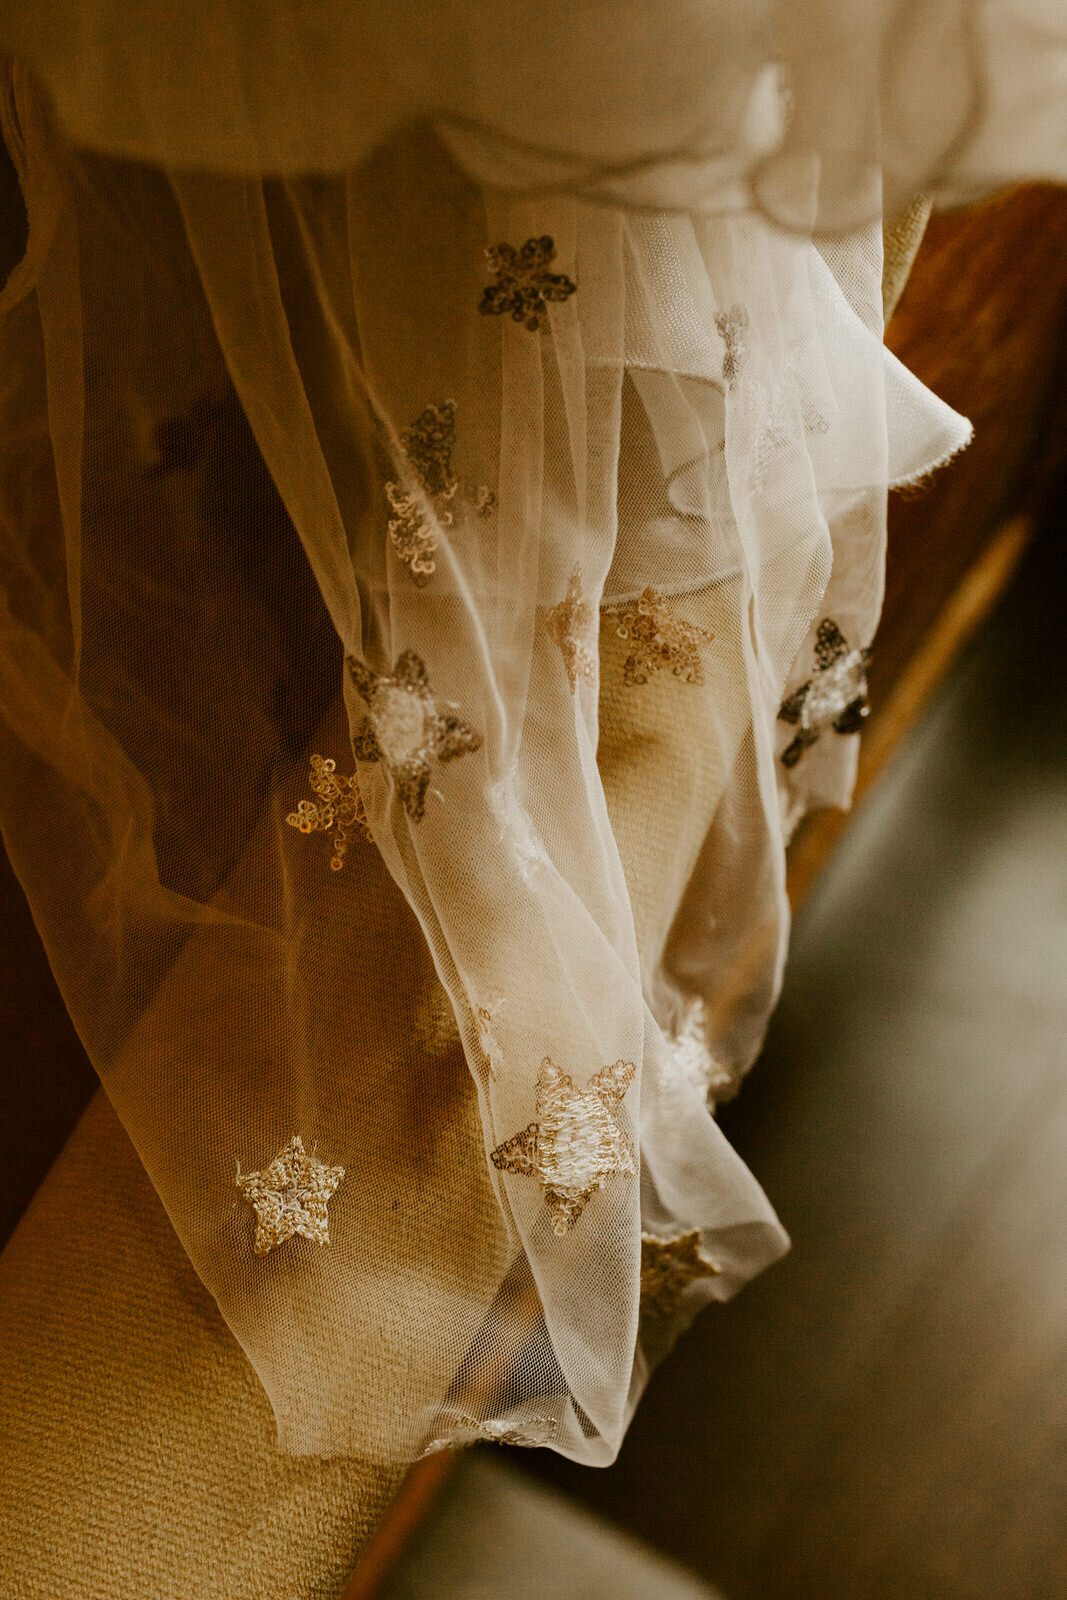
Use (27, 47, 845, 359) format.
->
(0, 8, 1058, 1464)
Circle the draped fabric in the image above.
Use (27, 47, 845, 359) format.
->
(0, 1, 1063, 1464)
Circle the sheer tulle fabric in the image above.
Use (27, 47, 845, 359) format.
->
(0, 9, 1058, 1465)
(2, 0, 1065, 226)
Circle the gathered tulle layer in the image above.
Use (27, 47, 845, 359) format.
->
(2, 0, 1065, 235)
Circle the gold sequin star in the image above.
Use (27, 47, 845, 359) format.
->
(385, 400, 458, 587)
(236, 1135, 345, 1256)
(491, 1056, 636, 1236)
(286, 754, 370, 871)
(383, 401, 496, 586)
(540, 565, 596, 692)
(778, 618, 870, 768)
(640, 1229, 722, 1316)
(347, 649, 482, 822)
(479, 236, 577, 332)
(611, 588, 715, 687)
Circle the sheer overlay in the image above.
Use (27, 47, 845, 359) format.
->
(0, 0, 1063, 1464)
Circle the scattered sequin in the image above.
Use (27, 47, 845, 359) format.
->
(540, 565, 596, 692)
(778, 619, 871, 767)
(385, 401, 496, 585)
(491, 1056, 636, 1236)
(610, 589, 714, 687)
(348, 649, 482, 821)
(236, 1135, 345, 1256)
(715, 304, 750, 389)
(286, 754, 370, 871)
(385, 481, 440, 586)
(422, 1413, 559, 1454)
(640, 1230, 722, 1316)
(479, 236, 577, 332)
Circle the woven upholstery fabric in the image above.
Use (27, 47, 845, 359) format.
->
(0, 1092, 407, 1600)
(883, 197, 933, 322)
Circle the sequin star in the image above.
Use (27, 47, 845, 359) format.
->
(236, 1135, 345, 1256)
(286, 754, 370, 871)
(611, 588, 715, 687)
(479, 236, 577, 332)
(422, 1413, 558, 1454)
(540, 565, 596, 692)
(640, 1229, 722, 1316)
(383, 401, 496, 586)
(384, 481, 441, 587)
(347, 649, 482, 821)
(491, 1056, 636, 1236)
(778, 618, 871, 768)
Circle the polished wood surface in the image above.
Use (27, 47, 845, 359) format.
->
(878, 186, 1067, 705)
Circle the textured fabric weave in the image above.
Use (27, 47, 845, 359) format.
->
(0, 1094, 405, 1600)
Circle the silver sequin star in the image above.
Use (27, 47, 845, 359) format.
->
(422, 1413, 558, 1454)
(715, 303, 750, 389)
(286, 754, 370, 871)
(347, 649, 482, 821)
(778, 618, 870, 768)
(611, 588, 714, 687)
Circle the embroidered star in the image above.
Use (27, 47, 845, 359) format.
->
(491, 1056, 636, 1236)
(640, 1230, 722, 1316)
(479, 236, 577, 332)
(236, 1135, 345, 1256)
(778, 618, 871, 768)
(347, 649, 482, 821)
(611, 588, 715, 687)
(286, 754, 370, 871)
(540, 565, 596, 692)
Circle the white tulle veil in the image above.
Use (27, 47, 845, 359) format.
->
(0, 0, 1062, 1462)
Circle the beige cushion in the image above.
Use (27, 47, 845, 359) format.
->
(0, 1091, 406, 1600)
